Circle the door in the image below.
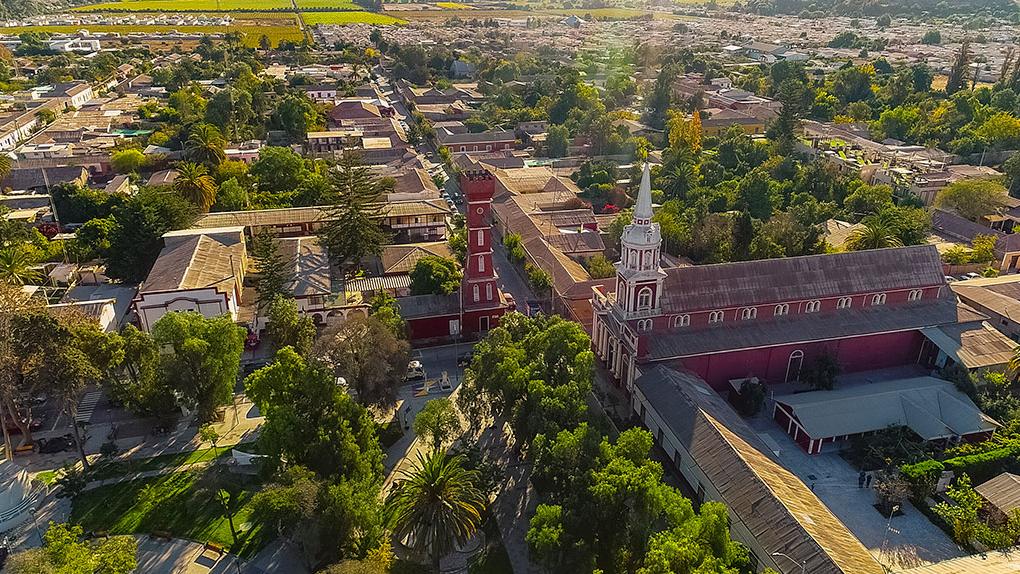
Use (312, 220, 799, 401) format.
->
(479, 316, 490, 332)
(785, 350, 804, 383)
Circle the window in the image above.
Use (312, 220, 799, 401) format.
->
(805, 300, 821, 313)
(672, 314, 690, 328)
(477, 257, 485, 273)
(639, 319, 653, 332)
(837, 297, 852, 309)
(472, 284, 479, 303)
(909, 289, 923, 301)
(637, 287, 653, 310)
(774, 303, 789, 317)
(786, 350, 804, 383)
(485, 283, 492, 301)
(709, 311, 724, 324)
(740, 307, 757, 320)
(628, 250, 638, 268)
(476, 229, 484, 247)
(872, 293, 887, 306)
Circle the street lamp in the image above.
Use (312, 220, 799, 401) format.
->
(770, 552, 806, 574)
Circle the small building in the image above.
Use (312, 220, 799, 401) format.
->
(975, 472, 1020, 524)
(133, 227, 246, 331)
(1, 166, 89, 194)
(437, 128, 516, 154)
(772, 376, 998, 455)
(700, 108, 765, 137)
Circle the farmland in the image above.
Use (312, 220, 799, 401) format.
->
(302, 10, 406, 23)
(294, 0, 362, 9)
(0, 23, 304, 47)
(436, 1, 473, 8)
(75, 0, 294, 10)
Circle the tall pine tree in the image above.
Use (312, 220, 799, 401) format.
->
(946, 39, 972, 95)
(316, 153, 388, 278)
(251, 229, 294, 312)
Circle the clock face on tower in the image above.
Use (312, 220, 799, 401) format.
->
(476, 207, 484, 214)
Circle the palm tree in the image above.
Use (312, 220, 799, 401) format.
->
(386, 452, 487, 572)
(658, 158, 697, 201)
(845, 215, 904, 251)
(185, 123, 227, 167)
(174, 162, 217, 212)
(0, 246, 43, 285)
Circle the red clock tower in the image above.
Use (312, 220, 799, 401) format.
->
(460, 169, 507, 334)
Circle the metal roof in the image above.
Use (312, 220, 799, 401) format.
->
(775, 376, 998, 440)
(635, 366, 885, 574)
(976, 473, 1020, 516)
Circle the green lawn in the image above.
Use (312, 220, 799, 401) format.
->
(88, 444, 242, 482)
(0, 25, 304, 47)
(302, 10, 406, 23)
(436, 1, 473, 8)
(76, 0, 292, 11)
(71, 470, 271, 557)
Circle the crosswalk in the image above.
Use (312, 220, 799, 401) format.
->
(75, 390, 102, 424)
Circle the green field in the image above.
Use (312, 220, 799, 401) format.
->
(294, 0, 360, 8)
(76, 0, 292, 11)
(302, 10, 406, 23)
(0, 24, 304, 47)
(436, 1, 473, 8)
(72, 470, 271, 557)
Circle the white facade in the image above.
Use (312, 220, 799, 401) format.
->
(135, 287, 238, 332)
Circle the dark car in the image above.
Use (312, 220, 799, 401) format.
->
(526, 301, 543, 317)
(457, 352, 474, 368)
(37, 434, 75, 454)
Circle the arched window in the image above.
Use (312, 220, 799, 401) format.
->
(805, 300, 821, 313)
(774, 303, 789, 317)
(472, 284, 480, 303)
(709, 311, 724, 324)
(638, 319, 652, 332)
(628, 250, 638, 268)
(476, 229, 484, 247)
(637, 287, 653, 310)
(786, 350, 804, 383)
(485, 283, 492, 301)
(872, 293, 887, 306)
(740, 307, 757, 320)
(837, 297, 852, 309)
(477, 257, 485, 273)
(908, 289, 922, 302)
(672, 314, 690, 328)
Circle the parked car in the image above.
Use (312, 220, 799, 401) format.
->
(404, 360, 426, 382)
(963, 272, 981, 280)
(457, 352, 474, 368)
(503, 292, 516, 311)
(36, 434, 75, 454)
(944, 275, 957, 283)
(527, 300, 543, 317)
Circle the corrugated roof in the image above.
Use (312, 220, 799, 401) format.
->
(346, 275, 411, 292)
(661, 245, 946, 314)
(277, 236, 331, 298)
(141, 229, 245, 295)
(635, 366, 885, 574)
(899, 550, 1020, 573)
(647, 299, 980, 361)
(192, 200, 450, 230)
(396, 293, 460, 319)
(922, 321, 1016, 370)
(775, 376, 998, 440)
(976, 473, 1020, 516)
(380, 242, 454, 275)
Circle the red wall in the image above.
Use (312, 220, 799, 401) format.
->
(677, 330, 925, 390)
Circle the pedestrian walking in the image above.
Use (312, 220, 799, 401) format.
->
(858, 470, 866, 488)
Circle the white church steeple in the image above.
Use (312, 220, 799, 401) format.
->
(614, 162, 666, 318)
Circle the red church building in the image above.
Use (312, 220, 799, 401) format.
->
(592, 163, 1012, 405)
(399, 170, 508, 341)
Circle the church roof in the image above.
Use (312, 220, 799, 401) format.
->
(660, 245, 945, 314)
(646, 298, 983, 361)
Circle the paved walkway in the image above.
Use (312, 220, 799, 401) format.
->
(747, 409, 967, 571)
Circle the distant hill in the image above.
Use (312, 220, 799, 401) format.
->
(744, 0, 1018, 18)
(0, 0, 90, 19)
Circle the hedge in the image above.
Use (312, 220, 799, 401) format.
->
(942, 446, 1020, 484)
(900, 459, 945, 501)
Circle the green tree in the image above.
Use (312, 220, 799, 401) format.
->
(933, 474, 984, 544)
(185, 123, 227, 167)
(251, 229, 294, 312)
(0, 245, 43, 285)
(7, 522, 137, 574)
(151, 312, 245, 421)
(313, 316, 410, 409)
(831, 66, 874, 104)
(546, 124, 569, 158)
(110, 149, 145, 175)
(108, 325, 167, 417)
(935, 179, 1009, 221)
(75, 217, 116, 260)
(585, 254, 615, 279)
(265, 295, 316, 355)
(413, 398, 461, 451)
(845, 215, 905, 251)
(245, 347, 384, 483)
(269, 95, 323, 144)
(385, 451, 487, 573)
(206, 87, 254, 141)
(369, 293, 406, 340)
(250, 146, 310, 194)
(921, 30, 942, 44)
(213, 178, 250, 212)
(316, 154, 388, 277)
(946, 39, 972, 95)
(410, 255, 462, 296)
(174, 162, 218, 213)
(105, 189, 197, 282)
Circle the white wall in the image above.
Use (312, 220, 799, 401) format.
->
(135, 288, 235, 331)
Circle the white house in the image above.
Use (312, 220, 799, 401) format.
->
(133, 227, 246, 331)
